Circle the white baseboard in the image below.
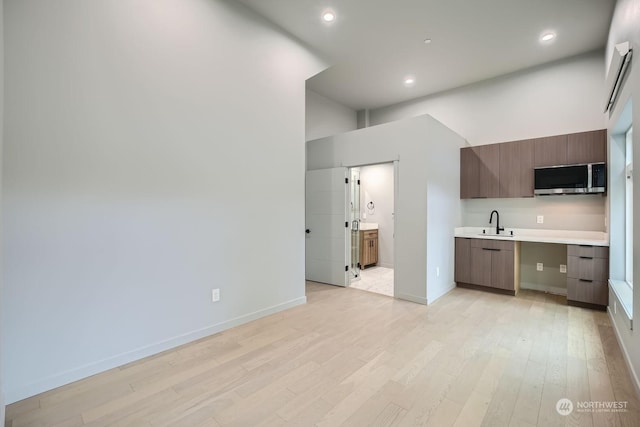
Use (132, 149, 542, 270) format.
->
(396, 292, 427, 305)
(520, 281, 567, 296)
(5, 296, 306, 404)
(608, 306, 640, 399)
(428, 283, 456, 304)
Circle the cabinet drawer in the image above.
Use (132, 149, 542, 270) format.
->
(567, 245, 608, 259)
(362, 230, 378, 239)
(567, 278, 608, 306)
(470, 238, 514, 251)
(567, 256, 608, 281)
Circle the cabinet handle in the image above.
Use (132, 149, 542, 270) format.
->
(579, 256, 593, 259)
(578, 245, 593, 248)
(482, 248, 501, 251)
(579, 279, 593, 283)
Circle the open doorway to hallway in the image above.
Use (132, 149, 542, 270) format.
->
(348, 163, 395, 297)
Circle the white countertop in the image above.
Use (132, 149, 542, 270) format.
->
(360, 223, 378, 231)
(454, 227, 609, 246)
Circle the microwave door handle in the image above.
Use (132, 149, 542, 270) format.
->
(587, 164, 592, 191)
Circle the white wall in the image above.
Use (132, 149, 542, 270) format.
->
(359, 163, 394, 268)
(606, 0, 640, 396)
(307, 115, 466, 304)
(463, 196, 606, 232)
(1, 0, 325, 403)
(370, 51, 606, 146)
(305, 89, 357, 142)
(0, 0, 4, 420)
(369, 50, 609, 244)
(424, 122, 469, 303)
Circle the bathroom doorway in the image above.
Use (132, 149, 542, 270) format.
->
(349, 163, 395, 297)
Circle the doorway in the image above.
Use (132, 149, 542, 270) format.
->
(348, 163, 395, 296)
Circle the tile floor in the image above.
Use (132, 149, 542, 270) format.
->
(350, 265, 394, 296)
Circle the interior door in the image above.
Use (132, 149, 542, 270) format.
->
(349, 168, 361, 281)
(305, 167, 350, 286)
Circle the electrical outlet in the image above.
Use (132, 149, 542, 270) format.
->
(212, 289, 220, 302)
(559, 264, 567, 273)
(537, 263, 544, 271)
(537, 215, 544, 224)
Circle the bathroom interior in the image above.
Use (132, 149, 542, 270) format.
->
(349, 163, 395, 296)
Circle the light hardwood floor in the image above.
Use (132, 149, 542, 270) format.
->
(6, 282, 640, 426)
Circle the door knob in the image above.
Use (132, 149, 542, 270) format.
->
(305, 229, 310, 234)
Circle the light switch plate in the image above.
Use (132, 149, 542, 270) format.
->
(559, 264, 567, 273)
(537, 263, 544, 271)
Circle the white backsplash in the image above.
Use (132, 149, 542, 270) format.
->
(462, 195, 607, 232)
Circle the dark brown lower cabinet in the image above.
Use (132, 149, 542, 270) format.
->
(455, 239, 609, 307)
(566, 244, 609, 308)
(455, 237, 518, 295)
(470, 244, 492, 287)
(455, 238, 472, 284)
(567, 278, 608, 306)
(491, 247, 516, 291)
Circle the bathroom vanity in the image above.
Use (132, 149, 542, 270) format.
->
(359, 224, 379, 268)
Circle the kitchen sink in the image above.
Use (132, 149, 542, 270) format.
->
(477, 233, 514, 238)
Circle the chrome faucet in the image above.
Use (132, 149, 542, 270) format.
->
(489, 210, 504, 235)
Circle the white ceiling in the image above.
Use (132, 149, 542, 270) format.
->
(237, 0, 615, 110)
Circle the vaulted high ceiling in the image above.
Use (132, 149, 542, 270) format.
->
(238, 0, 615, 110)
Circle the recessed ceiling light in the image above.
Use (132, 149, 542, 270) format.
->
(540, 32, 556, 42)
(322, 10, 336, 23)
(424, 38, 432, 44)
(404, 76, 416, 87)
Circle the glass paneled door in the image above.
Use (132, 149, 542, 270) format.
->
(350, 168, 361, 282)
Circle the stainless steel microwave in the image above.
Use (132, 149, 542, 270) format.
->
(534, 163, 606, 195)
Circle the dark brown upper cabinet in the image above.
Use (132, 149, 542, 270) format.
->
(461, 129, 606, 200)
(499, 140, 534, 198)
(476, 144, 500, 198)
(533, 130, 606, 167)
(460, 145, 499, 198)
(460, 147, 480, 199)
(533, 135, 568, 167)
(567, 130, 607, 164)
